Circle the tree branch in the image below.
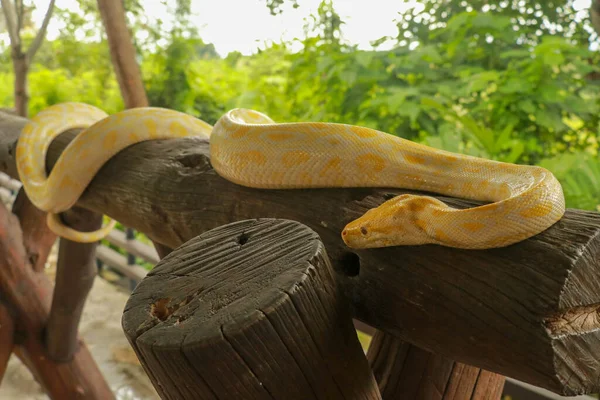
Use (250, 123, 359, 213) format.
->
(15, 0, 22, 34)
(25, 0, 55, 62)
(0, 0, 20, 49)
(591, 0, 600, 37)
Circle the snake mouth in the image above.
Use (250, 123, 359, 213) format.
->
(342, 222, 381, 248)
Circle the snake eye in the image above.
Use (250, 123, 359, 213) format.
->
(360, 227, 368, 235)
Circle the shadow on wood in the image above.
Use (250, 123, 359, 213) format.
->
(367, 331, 505, 399)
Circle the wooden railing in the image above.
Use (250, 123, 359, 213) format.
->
(1, 171, 596, 399)
(0, 172, 156, 289)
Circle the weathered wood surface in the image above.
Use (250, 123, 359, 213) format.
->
(123, 219, 381, 399)
(45, 207, 102, 362)
(11, 186, 56, 272)
(0, 201, 113, 398)
(0, 301, 15, 385)
(1, 112, 600, 395)
(367, 331, 505, 399)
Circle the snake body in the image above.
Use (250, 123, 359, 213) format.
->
(16, 102, 565, 249)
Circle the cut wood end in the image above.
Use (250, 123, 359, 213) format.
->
(544, 303, 600, 338)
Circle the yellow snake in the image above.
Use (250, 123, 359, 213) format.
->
(16, 102, 565, 249)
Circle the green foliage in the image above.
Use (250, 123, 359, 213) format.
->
(1, 0, 600, 214)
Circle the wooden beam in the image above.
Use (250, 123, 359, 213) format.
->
(11, 188, 56, 272)
(0, 201, 113, 398)
(45, 207, 102, 361)
(122, 219, 381, 399)
(367, 331, 505, 399)
(0, 300, 15, 385)
(1, 113, 600, 395)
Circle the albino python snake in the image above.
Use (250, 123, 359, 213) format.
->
(16, 102, 565, 249)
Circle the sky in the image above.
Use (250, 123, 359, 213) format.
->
(29, 0, 414, 56)
(23, 0, 595, 56)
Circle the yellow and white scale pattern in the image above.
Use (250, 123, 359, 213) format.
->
(16, 102, 565, 249)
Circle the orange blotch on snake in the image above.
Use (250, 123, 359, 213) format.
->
(435, 229, 450, 242)
(267, 133, 295, 141)
(230, 126, 251, 139)
(356, 153, 386, 172)
(404, 154, 426, 164)
(350, 126, 378, 138)
(319, 157, 342, 177)
(415, 219, 428, 231)
(282, 151, 311, 167)
(520, 204, 553, 218)
(462, 222, 485, 232)
(169, 121, 187, 137)
(239, 150, 267, 166)
(102, 130, 118, 150)
(144, 119, 158, 137)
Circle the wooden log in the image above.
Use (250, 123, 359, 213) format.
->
(122, 219, 381, 400)
(11, 188, 56, 272)
(0, 202, 113, 398)
(1, 114, 600, 395)
(0, 300, 15, 385)
(367, 331, 505, 399)
(45, 207, 102, 361)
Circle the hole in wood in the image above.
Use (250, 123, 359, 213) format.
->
(151, 298, 172, 321)
(238, 232, 249, 246)
(150, 294, 195, 322)
(340, 252, 360, 277)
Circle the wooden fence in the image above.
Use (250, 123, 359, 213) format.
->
(0, 172, 154, 289)
(0, 171, 595, 400)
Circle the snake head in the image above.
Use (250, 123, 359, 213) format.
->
(341, 194, 448, 248)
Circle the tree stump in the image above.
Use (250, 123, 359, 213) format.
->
(123, 218, 381, 400)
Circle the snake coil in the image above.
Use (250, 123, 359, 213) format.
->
(16, 102, 565, 249)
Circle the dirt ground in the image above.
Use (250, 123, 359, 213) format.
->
(0, 242, 160, 400)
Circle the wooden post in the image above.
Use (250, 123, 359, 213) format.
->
(11, 188, 56, 272)
(45, 207, 103, 361)
(0, 201, 113, 399)
(123, 219, 381, 400)
(367, 331, 505, 399)
(0, 301, 15, 385)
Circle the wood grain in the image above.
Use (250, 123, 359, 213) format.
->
(367, 331, 505, 399)
(123, 219, 381, 399)
(11, 188, 56, 272)
(45, 207, 102, 361)
(0, 300, 15, 385)
(0, 113, 599, 395)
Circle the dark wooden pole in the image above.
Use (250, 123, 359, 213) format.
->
(45, 207, 103, 361)
(11, 188, 56, 272)
(0, 300, 15, 385)
(123, 219, 381, 400)
(0, 202, 113, 399)
(367, 331, 505, 399)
